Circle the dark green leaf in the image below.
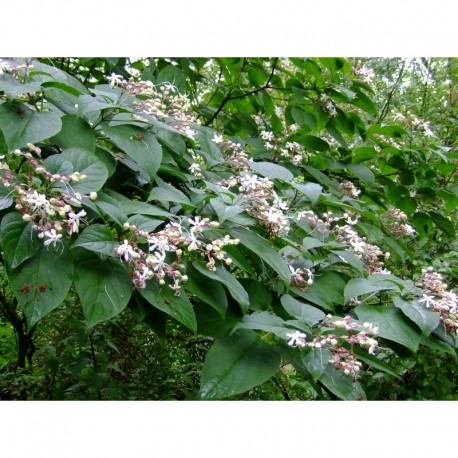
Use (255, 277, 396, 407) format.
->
(11, 246, 74, 326)
(355, 303, 422, 352)
(281, 294, 325, 326)
(199, 329, 280, 399)
(75, 253, 132, 327)
(71, 224, 118, 257)
(0, 103, 62, 151)
(0, 213, 41, 269)
(393, 297, 440, 337)
(51, 115, 96, 152)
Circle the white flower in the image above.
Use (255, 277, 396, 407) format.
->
(286, 330, 307, 348)
(261, 131, 274, 141)
(188, 216, 206, 233)
(44, 229, 63, 249)
(116, 240, 140, 263)
(212, 134, 224, 144)
(106, 72, 124, 88)
(147, 251, 167, 271)
(67, 209, 87, 235)
(189, 163, 201, 174)
(418, 293, 436, 309)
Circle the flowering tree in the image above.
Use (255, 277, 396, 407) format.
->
(0, 57, 456, 399)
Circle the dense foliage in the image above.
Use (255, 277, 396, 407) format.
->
(0, 57, 456, 400)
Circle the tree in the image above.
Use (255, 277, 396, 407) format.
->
(0, 57, 456, 400)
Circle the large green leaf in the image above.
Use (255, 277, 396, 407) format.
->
(355, 303, 422, 352)
(291, 182, 322, 204)
(210, 198, 244, 224)
(319, 366, 366, 400)
(193, 262, 249, 312)
(0, 181, 13, 211)
(248, 161, 294, 182)
(298, 271, 345, 311)
(232, 311, 290, 338)
(186, 263, 228, 317)
(50, 115, 96, 152)
(74, 254, 132, 327)
(393, 297, 440, 337)
(352, 346, 402, 380)
(71, 224, 118, 257)
(44, 148, 108, 194)
(148, 181, 191, 206)
(10, 246, 74, 326)
(139, 281, 197, 333)
(103, 123, 163, 181)
(302, 348, 332, 382)
(199, 329, 280, 399)
(0, 212, 41, 269)
(0, 103, 62, 151)
(281, 294, 325, 326)
(227, 226, 291, 283)
(0, 74, 41, 98)
(344, 277, 400, 303)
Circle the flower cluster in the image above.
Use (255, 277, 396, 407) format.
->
(296, 209, 390, 275)
(417, 267, 458, 334)
(382, 208, 416, 237)
(392, 111, 435, 137)
(288, 264, 314, 290)
(286, 314, 379, 379)
(121, 78, 199, 138)
(332, 215, 391, 275)
(339, 181, 361, 199)
(115, 216, 239, 294)
(353, 64, 376, 86)
(320, 94, 338, 117)
(0, 145, 95, 250)
(210, 137, 291, 236)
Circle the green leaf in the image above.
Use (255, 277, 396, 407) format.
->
(44, 148, 109, 194)
(0, 212, 41, 269)
(291, 182, 322, 204)
(139, 281, 197, 333)
(92, 191, 128, 226)
(347, 164, 375, 185)
(301, 135, 330, 152)
(351, 89, 378, 115)
(291, 107, 317, 132)
(227, 226, 291, 283)
(344, 277, 400, 303)
(186, 263, 228, 317)
(300, 271, 345, 311)
(50, 115, 96, 152)
(10, 246, 74, 326)
(0, 74, 41, 98)
(193, 262, 249, 311)
(351, 146, 377, 164)
(248, 161, 294, 181)
(302, 348, 332, 382)
(352, 346, 402, 380)
(156, 65, 187, 93)
(148, 182, 191, 206)
(393, 297, 440, 337)
(103, 123, 163, 181)
(0, 103, 62, 151)
(319, 366, 366, 400)
(0, 181, 13, 210)
(74, 253, 132, 327)
(210, 198, 244, 223)
(355, 303, 422, 352)
(126, 215, 163, 233)
(330, 250, 364, 275)
(199, 329, 280, 399)
(233, 311, 290, 338)
(71, 224, 118, 257)
(281, 294, 325, 326)
(239, 279, 273, 311)
(429, 211, 455, 238)
(119, 200, 172, 218)
(302, 237, 328, 251)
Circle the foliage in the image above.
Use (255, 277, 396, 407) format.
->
(0, 57, 456, 400)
